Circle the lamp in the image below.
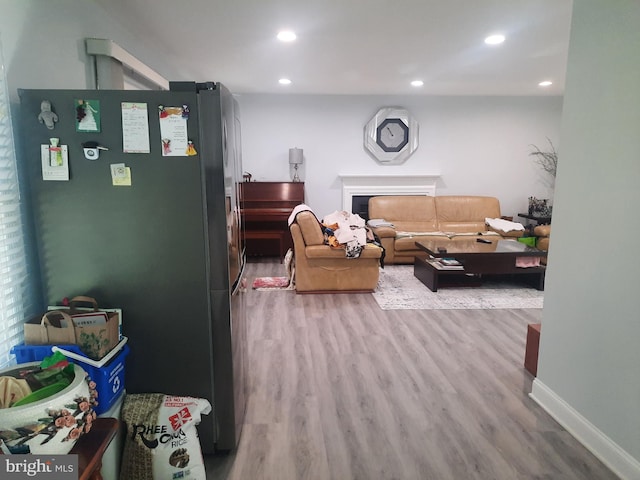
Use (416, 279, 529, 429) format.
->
(289, 147, 303, 182)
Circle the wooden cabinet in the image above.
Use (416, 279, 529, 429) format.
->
(240, 182, 305, 259)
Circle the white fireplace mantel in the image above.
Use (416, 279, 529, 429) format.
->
(339, 174, 440, 211)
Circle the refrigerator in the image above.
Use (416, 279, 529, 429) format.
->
(18, 82, 246, 453)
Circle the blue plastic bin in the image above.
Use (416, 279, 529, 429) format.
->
(10, 338, 129, 415)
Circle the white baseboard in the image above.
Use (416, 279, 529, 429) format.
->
(530, 379, 640, 480)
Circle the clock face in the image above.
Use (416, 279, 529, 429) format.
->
(364, 107, 418, 164)
(376, 118, 409, 152)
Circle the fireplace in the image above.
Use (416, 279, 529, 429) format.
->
(352, 195, 375, 220)
(340, 174, 440, 217)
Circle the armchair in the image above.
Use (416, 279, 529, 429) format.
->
(289, 211, 383, 293)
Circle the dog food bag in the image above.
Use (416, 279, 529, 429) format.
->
(120, 393, 212, 480)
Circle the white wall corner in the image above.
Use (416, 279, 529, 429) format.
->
(530, 379, 640, 480)
(85, 38, 169, 90)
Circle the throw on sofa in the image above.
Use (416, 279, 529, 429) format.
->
(289, 210, 383, 293)
(368, 195, 524, 264)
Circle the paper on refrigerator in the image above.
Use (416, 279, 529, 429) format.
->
(121, 102, 150, 153)
(41, 144, 69, 181)
(159, 106, 189, 156)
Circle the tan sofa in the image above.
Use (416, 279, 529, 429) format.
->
(290, 210, 383, 293)
(368, 195, 524, 264)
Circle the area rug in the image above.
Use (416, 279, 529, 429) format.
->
(252, 276, 292, 290)
(372, 265, 544, 310)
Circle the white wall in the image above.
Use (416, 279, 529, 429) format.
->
(0, 0, 194, 101)
(531, 1, 640, 477)
(2, 1, 562, 221)
(238, 94, 561, 217)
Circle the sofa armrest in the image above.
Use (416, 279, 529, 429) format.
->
(533, 225, 551, 237)
(487, 226, 524, 238)
(369, 225, 396, 239)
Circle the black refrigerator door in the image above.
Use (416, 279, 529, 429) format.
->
(198, 85, 242, 291)
(196, 84, 247, 451)
(17, 88, 240, 452)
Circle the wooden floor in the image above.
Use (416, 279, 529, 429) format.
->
(205, 259, 618, 480)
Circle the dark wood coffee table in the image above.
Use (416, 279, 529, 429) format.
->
(414, 238, 547, 292)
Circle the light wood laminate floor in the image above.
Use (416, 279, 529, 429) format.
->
(206, 259, 618, 480)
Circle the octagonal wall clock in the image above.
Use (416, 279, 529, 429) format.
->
(364, 107, 419, 164)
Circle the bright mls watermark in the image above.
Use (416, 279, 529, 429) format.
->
(1, 455, 78, 479)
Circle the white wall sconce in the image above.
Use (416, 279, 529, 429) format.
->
(289, 147, 303, 182)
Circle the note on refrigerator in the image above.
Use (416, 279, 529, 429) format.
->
(159, 106, 189, 156)
(41, 144, 69, 181)
(111, 163, 132, 186)
(122, 102, 150, 153)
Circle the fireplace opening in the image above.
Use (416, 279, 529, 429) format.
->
(352, 195, 374, 221)
(340, 174, 439, 214)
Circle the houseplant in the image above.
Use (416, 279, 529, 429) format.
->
(528, 138, 557, 216)
(529, 138, 558, 177)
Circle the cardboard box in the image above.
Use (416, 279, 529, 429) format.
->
(24, 308, 120, 360)
(524, 323, 541, 376)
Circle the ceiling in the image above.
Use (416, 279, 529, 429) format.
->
(95, 0, 573, 96)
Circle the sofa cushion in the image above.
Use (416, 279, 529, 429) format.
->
(295, 211, 325, 246)
(435, 196, 501, 233)
(369, 195, 438, 231)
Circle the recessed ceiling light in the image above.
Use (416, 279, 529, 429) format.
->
(538, 80, 553, 87)
(484, 34, 505, 45)
(277, 30, 296, 42)
(279, 78, 292, 85)
(411, 80, 424, 87)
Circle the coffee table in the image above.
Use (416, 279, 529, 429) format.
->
(414, 238, 547, 292)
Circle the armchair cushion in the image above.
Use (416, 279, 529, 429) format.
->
(305, 243, 382, 259)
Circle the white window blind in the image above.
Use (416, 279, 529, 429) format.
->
(0, 40, 33, 369)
